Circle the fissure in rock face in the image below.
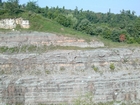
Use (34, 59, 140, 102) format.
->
(0, 32, 140, 105)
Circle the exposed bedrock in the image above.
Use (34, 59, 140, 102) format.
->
(0, 31, 104, 48)
(0, 48, 140, 104)
(0, 32, 140, 104)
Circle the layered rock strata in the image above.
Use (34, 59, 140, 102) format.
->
(0, 32, 140, 105)
(0, 31, 104, 48)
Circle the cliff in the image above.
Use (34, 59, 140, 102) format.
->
(0, 32, 140, 105)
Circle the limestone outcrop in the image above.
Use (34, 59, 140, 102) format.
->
(0, 31, 104, 48)
(0, 32, 140, 105)
(0, 18, 30, 29)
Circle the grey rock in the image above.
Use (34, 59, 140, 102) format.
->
(0, 32, 140, 104)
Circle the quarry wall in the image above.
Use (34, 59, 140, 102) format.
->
(0, 32, 140, 105)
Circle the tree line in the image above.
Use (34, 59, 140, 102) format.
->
(0, 0, 140, 44)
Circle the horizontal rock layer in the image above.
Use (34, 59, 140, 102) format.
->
(0, 32, 140, 105)
(0, 48, 140, 104)
(0, 31, 104, 48)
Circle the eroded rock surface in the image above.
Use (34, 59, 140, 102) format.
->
(0, 32, 140, 105)
(0, 18, 30, 29)
(0, 31, 104, 48)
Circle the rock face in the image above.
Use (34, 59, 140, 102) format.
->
(0, 18, 30, 29)
(0, 32, 140, 105)
(0, 31, 104, 48)
(0, 71, 140, 105)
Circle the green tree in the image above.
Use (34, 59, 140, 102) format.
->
(77, 19, 87, 31)
(111, 29, 121, 42)
(25, 1, 38, 12)
(3, 0, 20, 15)
(101, 27, 112, 39)
(96, 26, 103, 35)
(55, 14, 72, 27)
(77, 19, 95, 35)
(74, 6, 79, 16)
(66, 14, 78, 28)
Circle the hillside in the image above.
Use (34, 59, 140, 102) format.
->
(0, 31, 140, 105)
(0, 12, 140, 48)
(0, 0, 140, 44)
(0, 1, 140, 105)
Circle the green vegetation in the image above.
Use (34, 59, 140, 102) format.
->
(92, 65, 99, 72)
(20, 12, 93, 41)
(0, 45, 98, 54)
(0, 46, 19, 53)
(73, 93, 135, 105)
(0, 70, 4, 75)
(60, 66, 65, 71)
(0, 0, 140, 45)
(74, 93, 94, 105)
(110, 63, 115, 71)
(45, 70, 51, 74)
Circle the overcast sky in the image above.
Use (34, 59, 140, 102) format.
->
(3, 0, 140, 16)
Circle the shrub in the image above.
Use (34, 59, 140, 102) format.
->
(92, 65, 99, 72)
(60, 66, 65, 71)
(55, 14, 72, 27)
(110, 63, 115, 71)
(126, 37, 136, 44)
(45, 70, 50, 74)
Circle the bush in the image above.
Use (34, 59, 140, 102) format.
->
(126, 37, 136, 44)
(92, 65, 99, 72)
(60, 66, 65, 71)
(110, 63, 115, 71)
(102, 27, 112, 39)
(111, 29, 121, 42)
(55, 14, 72, 27)
(45, 70, 50, 74)
(136, 38, 140, 44)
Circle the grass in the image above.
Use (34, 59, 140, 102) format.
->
(0, 12, 93, 41)
(0, 45, 98, 54)
(97, 35, 140, 48)
(73, 93, 136, 105)
(91, 65, 99, 72)
(1, 12, 140, 48)
(0, 46, 19, 53)
(19, 12, 94, 42)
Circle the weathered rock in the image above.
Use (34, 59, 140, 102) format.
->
(0, 31, 104, 48)
(0, 32, 140, 105)
(0, 71, 140, 105)
(0, 18, 30, 29)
